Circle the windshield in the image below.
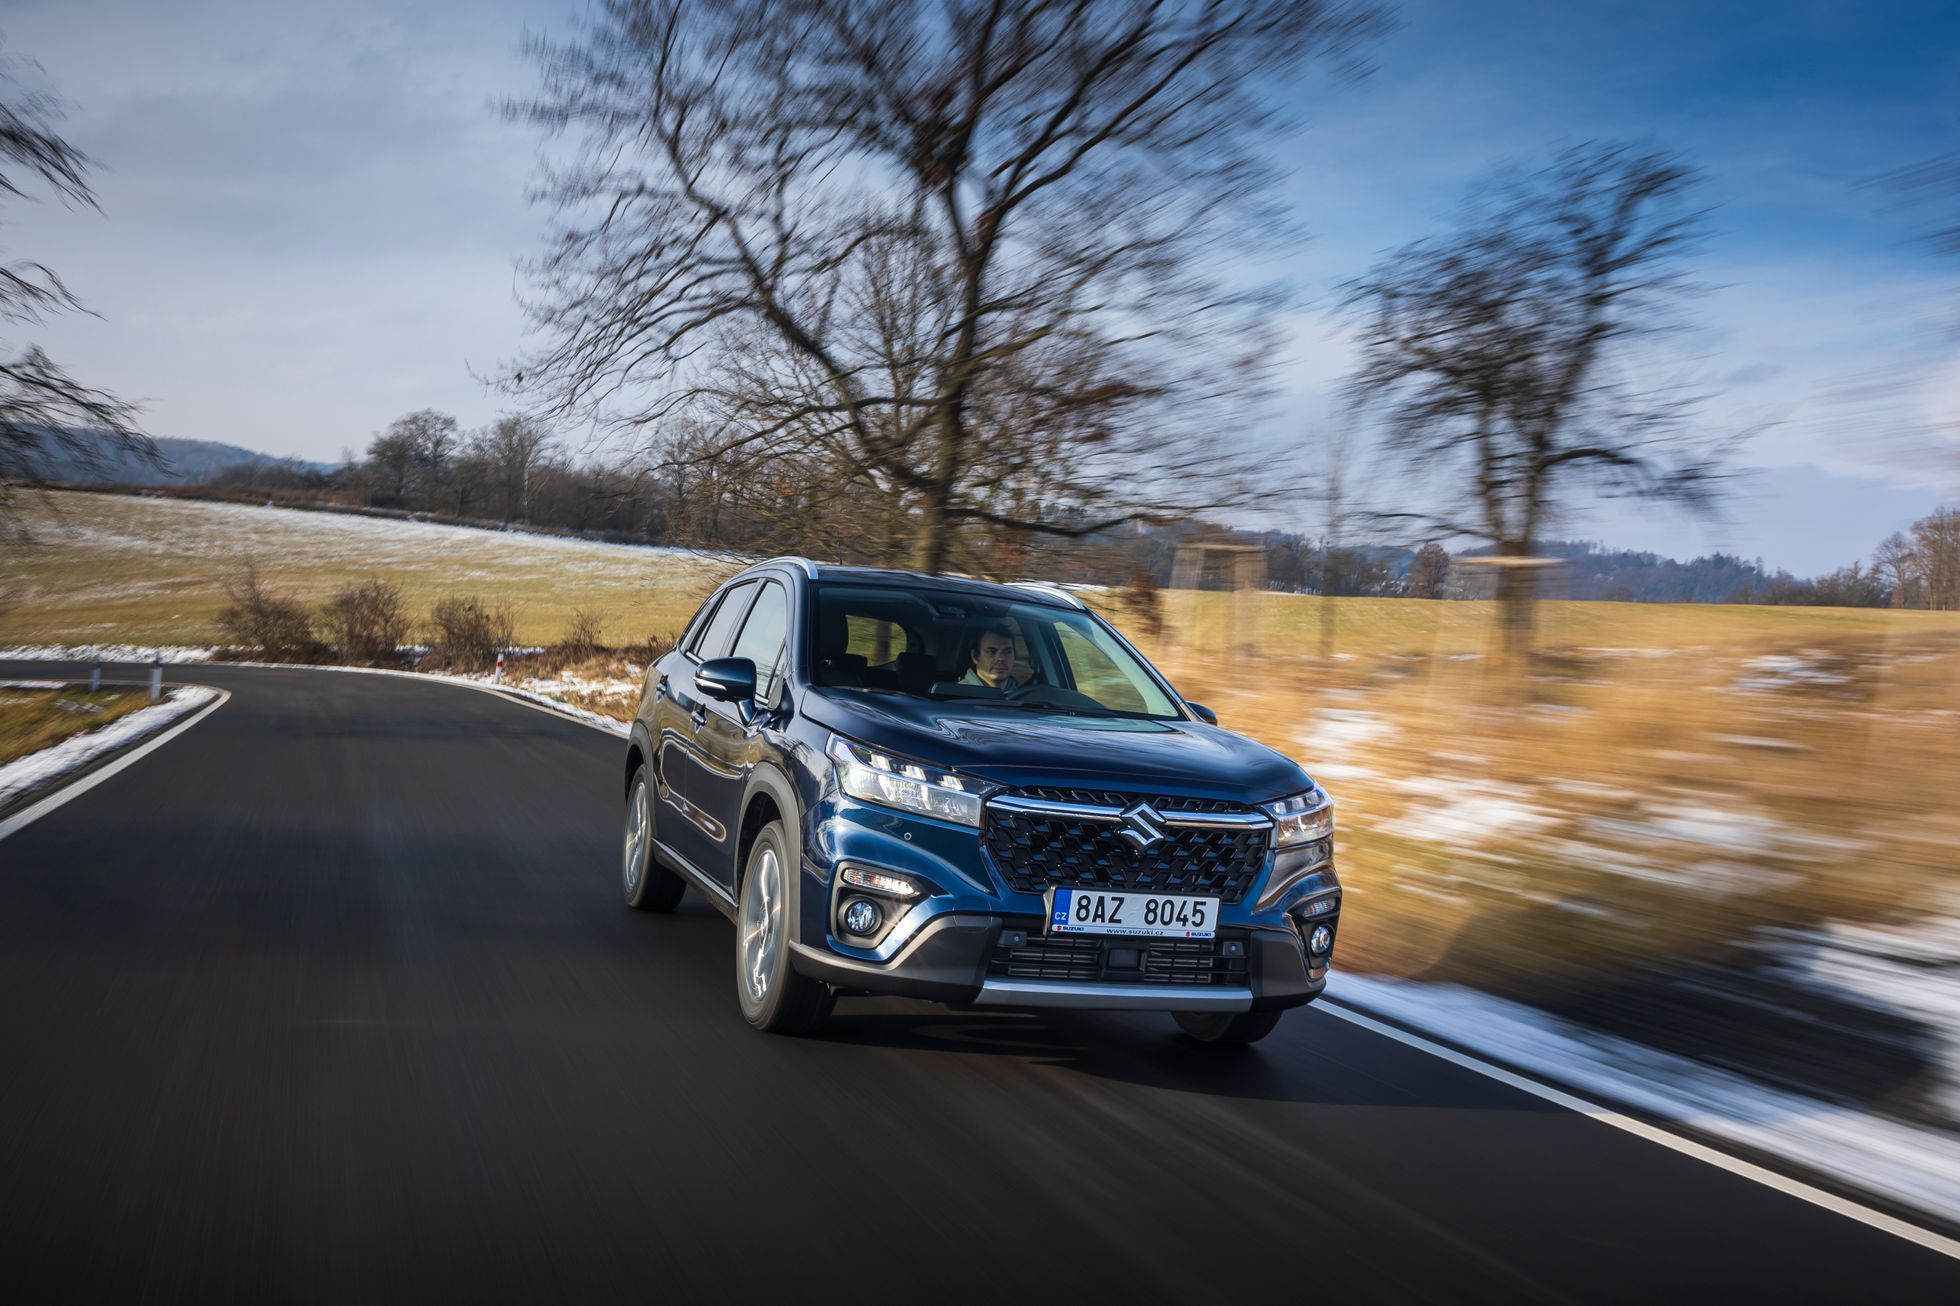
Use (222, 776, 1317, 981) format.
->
(807, 583, 1183, 720)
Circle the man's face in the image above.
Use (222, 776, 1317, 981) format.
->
(972, 632, 1016, 687)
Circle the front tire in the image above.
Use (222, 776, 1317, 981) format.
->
(623, 764, 685, 912)
(735, 821, 833, 1035)
(1173, 1008, 1284, 1045)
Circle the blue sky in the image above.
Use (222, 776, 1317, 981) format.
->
(4, 0, 1957, 574)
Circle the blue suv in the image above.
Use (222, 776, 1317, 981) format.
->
(621, 558, 1339, 1043)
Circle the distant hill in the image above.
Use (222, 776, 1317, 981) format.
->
(1460, 540, 1772, 602)
(32, 430, 335, 486)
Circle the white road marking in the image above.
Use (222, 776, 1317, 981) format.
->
(0, 688, 232, 844)
(212, 660, 629, 736)
(1317, 998, 1960, 1262)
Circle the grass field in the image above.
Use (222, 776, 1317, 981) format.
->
(8, 489, 1960, 1122)
(2, 490, 732, 648)
(0, 687, 151, 767)
(15, 489, 1955, 656)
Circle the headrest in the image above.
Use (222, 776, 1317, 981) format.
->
(895, 650, 935, 693)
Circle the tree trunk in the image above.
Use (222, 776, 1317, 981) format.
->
(1495, 555, 1538, 662)
(1318, 544, 1336, 660)
(911, 490, 950, 573)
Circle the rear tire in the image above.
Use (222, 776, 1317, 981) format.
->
(735, 821, 834, 1035)
(1173, 1008, 1284, 1045)
(623, 764, 685, 912)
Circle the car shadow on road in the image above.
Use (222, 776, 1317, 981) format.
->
(811, 1000, 1568, 1112)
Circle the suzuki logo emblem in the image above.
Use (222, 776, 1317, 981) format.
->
(1116, 802, 1169, 851)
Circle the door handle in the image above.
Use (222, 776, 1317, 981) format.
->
(690, 704, 707, 731)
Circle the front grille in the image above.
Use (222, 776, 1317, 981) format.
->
(988, 933, 1247, 986)
(981, 790, 1269, 903)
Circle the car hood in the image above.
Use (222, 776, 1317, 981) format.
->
(803, 689, 1311, 803)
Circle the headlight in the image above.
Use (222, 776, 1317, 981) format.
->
(1265, 785, 1334, 848)
(827, 735, 983, 827)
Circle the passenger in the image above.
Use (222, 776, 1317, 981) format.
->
(959, 623, 1021, 691)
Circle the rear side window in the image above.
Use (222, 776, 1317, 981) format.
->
(845, 614, 909, 665)
(728, 581, 790, 701)
(690, 581, 758, 660)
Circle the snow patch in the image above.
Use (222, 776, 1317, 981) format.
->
(0, 686, 219, 810)
(1709, 734, 1811, 752)
(1331, 971, 1960, 1227)
(0, 645, 216, 664)
(1735, 654, 1851, 693)
(1379, 787, 1557, 846)
(1298, 709, 1390, 781)
(1765, 911, 1960, 1123)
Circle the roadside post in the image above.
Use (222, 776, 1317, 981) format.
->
(149, 651, 162, 702)
(90, 662, 101, 692)
(496, 651, 504, 686)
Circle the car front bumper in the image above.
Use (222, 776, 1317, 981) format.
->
(788, 908, 1332, 1013)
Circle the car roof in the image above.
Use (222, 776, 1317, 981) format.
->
(737, 559, 1082, 610)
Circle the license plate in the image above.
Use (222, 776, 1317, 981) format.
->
(1049, 889, 1219, 939)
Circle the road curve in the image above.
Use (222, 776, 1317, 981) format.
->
(1, 662, 1954, 1304)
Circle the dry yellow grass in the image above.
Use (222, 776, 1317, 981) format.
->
(2, 490, 736, 648)
(0, 688, 152, 767)
(1136, 614, 1960, 1003)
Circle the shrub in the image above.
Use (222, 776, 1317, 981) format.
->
(323, 579, 410, 665)
(427, 595, 515, 671)
(217, 565, 318, 659)
(563, 607, 604, 658)
(631, 630, 676, 666)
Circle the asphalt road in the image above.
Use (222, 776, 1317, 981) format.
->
(2, 662, 1955, 1304)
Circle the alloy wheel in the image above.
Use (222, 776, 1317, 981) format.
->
(623, 777, 650, 895)
(741, 845, 782, 1004)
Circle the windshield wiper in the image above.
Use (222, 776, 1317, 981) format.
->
(994, 700, 1114, 719)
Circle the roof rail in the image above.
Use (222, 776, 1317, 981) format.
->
(754, 555, 820, 578)
(1007, 580, 1085, 609)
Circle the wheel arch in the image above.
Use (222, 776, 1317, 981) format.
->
(625, 721, 656, 798)
(734, 762, 805, 934)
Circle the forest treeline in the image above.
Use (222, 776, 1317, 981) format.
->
(66, 426, 1957, 612)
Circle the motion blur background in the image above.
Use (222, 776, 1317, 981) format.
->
(2, 0, 1958, 1217)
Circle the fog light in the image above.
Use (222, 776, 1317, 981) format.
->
(842, 898, 882, 936)
(1308, 924, 1334, 955)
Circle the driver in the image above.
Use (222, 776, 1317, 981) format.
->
(959, 623, 1021, 691)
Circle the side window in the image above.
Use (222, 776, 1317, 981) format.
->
(728, 581, 790, 701)
(691, 581, 758, 661)
(845, 614, 908, 666)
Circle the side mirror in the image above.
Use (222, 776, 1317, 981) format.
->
(1186, 701, 1218, 725)
(697, 657, 757, 705)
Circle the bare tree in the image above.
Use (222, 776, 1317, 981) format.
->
(1913, 506, 1960, 611)
(0, 45, 154, 522)
(1405, 541, 1450, 599)
(505, 0, 1381, 572)
(401, 409, 458, 509)
(365, 427, 416, 504)
(477, 413, 557, 523)
(1342, 144, 1727, 657)
(1871, 531, 1916, 609)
